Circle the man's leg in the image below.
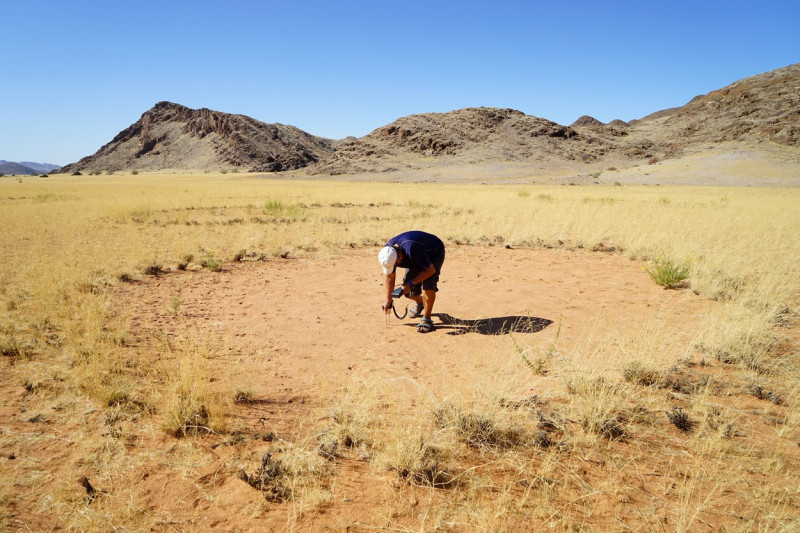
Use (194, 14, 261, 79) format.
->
(422, 289, 436, 318)
(420, 250, 443, 320)
(408, 294, 423, 307)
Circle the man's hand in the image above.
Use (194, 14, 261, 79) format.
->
(382, 300, 393, 313)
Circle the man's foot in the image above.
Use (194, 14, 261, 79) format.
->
(417, 317, 434, 333)
(409, 303, 424, 319)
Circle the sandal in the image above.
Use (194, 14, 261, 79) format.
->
(417, 317, 434, 333)
(409, 303, 424, 319)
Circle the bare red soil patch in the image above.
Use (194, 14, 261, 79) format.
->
(123, 247, 710, 399)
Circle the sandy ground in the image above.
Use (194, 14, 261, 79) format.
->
(124, 246, 711, 401)
(2, 247, 729, 531)
(117, 246, 714, 529)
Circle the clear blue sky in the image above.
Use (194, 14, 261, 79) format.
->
(2, 0, 798, 166)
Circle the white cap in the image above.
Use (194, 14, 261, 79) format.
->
(378, 246, 397, 274)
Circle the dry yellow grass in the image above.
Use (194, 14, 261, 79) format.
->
(1, 173, 798, 531)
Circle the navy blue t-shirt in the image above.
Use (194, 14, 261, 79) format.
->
(386, 231, 445, 272)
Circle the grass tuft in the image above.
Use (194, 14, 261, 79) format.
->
(159, 337, 225, 437)
(565, 375, 631, 440)
(434, 403, 527, 449)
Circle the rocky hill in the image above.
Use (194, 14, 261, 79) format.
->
(308, 107, 655, 176)
(55, 62, 799, 178)
(646, 62, 800, 148)
(58, 102, 337, 174)
(310, 63, 800, 176)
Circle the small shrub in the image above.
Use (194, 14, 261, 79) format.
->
(750, 384, 784, 405)
(645, 257, 690, 289)
(169, 292, 183, 315)
(201, 250, 221, 272)
(666, 407, 694, 432)
(142, 263, 162, 276)
(532, 429, 554, 448)
(239, 445, 332, 502)
(71, 171, 82, 176)
(177, 253, 193, 270)
(240, 452, 291, 501)
(593, 417, 626, 440)
(704, 407, 735, 438)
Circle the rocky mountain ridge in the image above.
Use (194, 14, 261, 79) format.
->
(657, 63, 800, 147)
(55, 62, 800, 178)
(58, 102, 337, 174)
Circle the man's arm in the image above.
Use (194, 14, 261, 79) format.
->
(402, 263, 436, 293)
(383, 271, 396, 311)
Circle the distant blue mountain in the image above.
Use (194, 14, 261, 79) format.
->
(21, 161, 61, 173)
(0, 160, 61, 175)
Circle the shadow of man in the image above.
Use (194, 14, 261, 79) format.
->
(431, 313, 553, 336)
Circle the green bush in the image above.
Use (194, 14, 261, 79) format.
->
(646, 257, 690, 289)
(201, 250, 221, 272)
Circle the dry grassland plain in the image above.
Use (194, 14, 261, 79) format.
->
(1, 173, 799, 532)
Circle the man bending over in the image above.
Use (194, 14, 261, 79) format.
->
(378, 230, 445, 333)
